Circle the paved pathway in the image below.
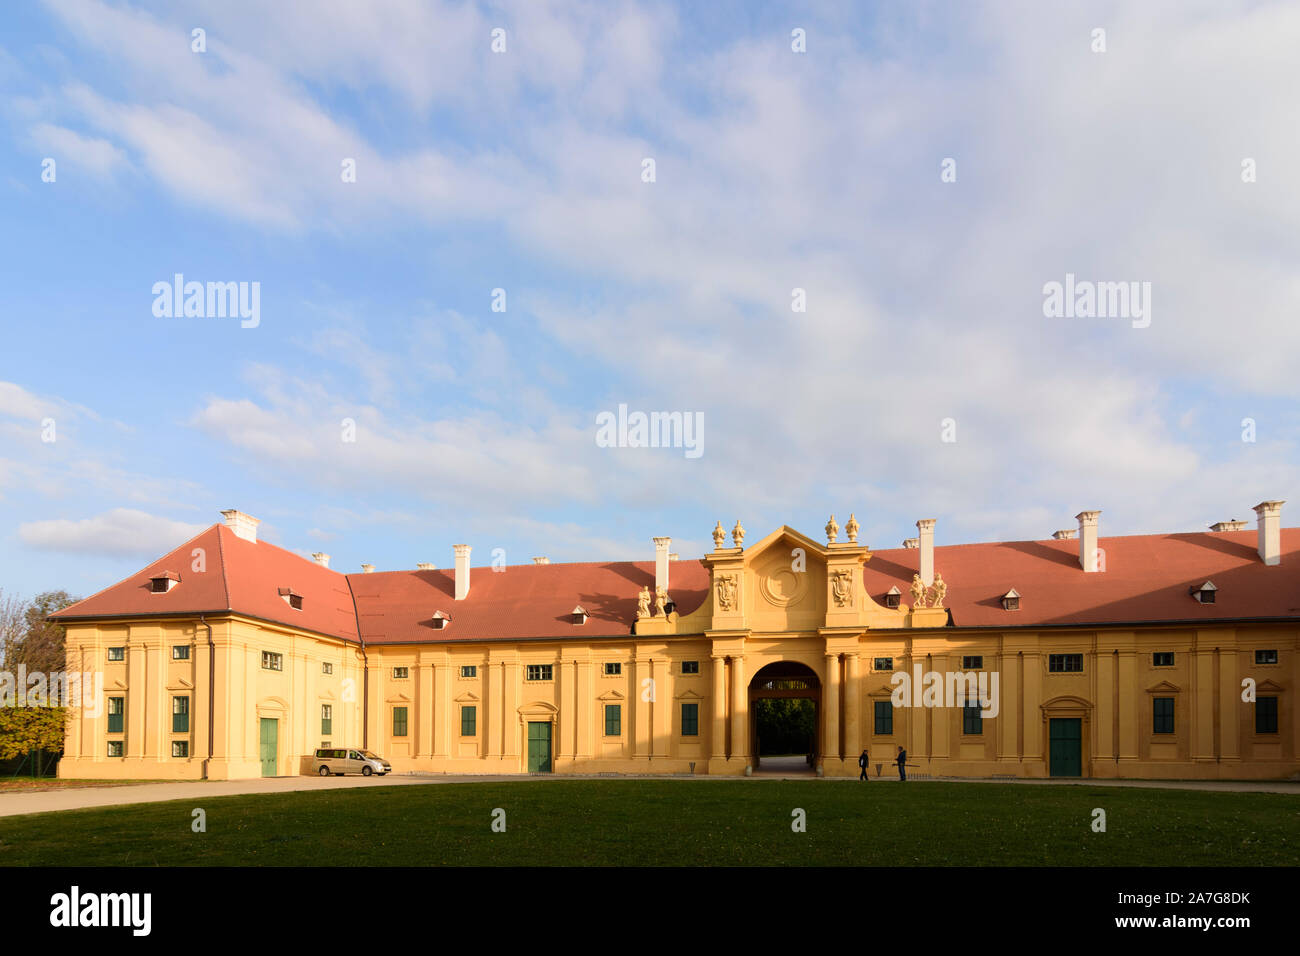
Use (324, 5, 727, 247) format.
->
(1, 771, 1296, 818)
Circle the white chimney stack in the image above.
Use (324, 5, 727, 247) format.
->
(311, 552, 330, 568)
(454, 544, 472, 599)
(416, 562, 436, 571)
(1076, 511, 1101, 572)
(1052, 529, 1076, 540)
(653, 536, 671, 595)
(220, 509, 260, 543)
(902, 538, 919, 549)
(361, 563, 375, 574)
(1253, 500, 1284, 566)
(532, 556, 550, 565)
(916, 519, 935, 586)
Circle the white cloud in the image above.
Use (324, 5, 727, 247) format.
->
(18, 508, 206, 557)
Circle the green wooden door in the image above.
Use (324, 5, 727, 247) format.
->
(527, 721, 552, 773)
(1049, 718, 1081, 777)
(259, 718, 278, 777)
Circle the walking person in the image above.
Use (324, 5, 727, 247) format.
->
(858, 748, 870, 781)
(896, 745, 908, 781)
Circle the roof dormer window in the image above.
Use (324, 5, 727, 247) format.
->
(431, 611, 451, 630)
(149, 570, 180, 593)
(572, 605, 588, 625)
(1001, 588, 1021, 611)
(1190, 581, 1217, 604)
(278, 587, 303, 610)
(884, 585, 902, 609)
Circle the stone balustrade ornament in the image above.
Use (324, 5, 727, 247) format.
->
(845, 513, 859, 544)
(731, 520, 745, 548)
(712, 521, 726, 550)
(825, 514, 839, 544)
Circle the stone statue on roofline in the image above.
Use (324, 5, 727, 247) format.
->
(910, 573, 927, 609)
(655, 586, 668, 617)
(929, 572, 947, 609)
(636, 586, 651, 619)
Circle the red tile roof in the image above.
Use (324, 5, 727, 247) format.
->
(51, 524, 360, 642)
(51, 522, 1300, 643)
(865, 529, 1300, 628)
(346, 560, 710, 644)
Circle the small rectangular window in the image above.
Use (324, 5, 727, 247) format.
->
(604, 704, 621, 736)
(392, 666, 409, 680)
(1153, 652, 1174, 667)
(874, 657, 894, 672)
(171, 741, 188, 758)
(460, 665, 477, 678)
(393, 706, 408, 737)
(1256, 697, 1278, 734)
(1255, 649, 1278, 665)
(172, 645, 190, 660)
(1049, 654, 1083, 673)
(526, 664, 553, 682)
(107, 647, 125, 662)
(172, 696, 189, 733)
(962, 655, 983, 670)
(1153, 697, 1175, 734)
(322, 662, 333, 675)
(874, 700, 893, 735)
(107, 697, 125, 734)
(681, 702, 699, 736)
(107, 740, 124, 757)
(682, 660, 700, 675)
(262, 651, 283, 671)
(461, 705, 477, 737)
(288, 593, 303, 610)
(603, 662, 621, 676)
(321, 704, 332, 736)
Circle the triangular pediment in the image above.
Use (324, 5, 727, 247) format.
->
(1145, 680, 1182, 694)
(1256, 679, 1285, 693)
(597, 689, 625, 702)
(674, 688, 704, 701)
(744, 525, 834, 562)
(454, 691, 480, 703)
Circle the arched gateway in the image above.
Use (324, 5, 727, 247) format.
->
(749, 661, 820, 772)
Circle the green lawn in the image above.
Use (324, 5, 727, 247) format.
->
(0, 780, 1295, 866)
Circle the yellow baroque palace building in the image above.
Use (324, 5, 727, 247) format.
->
(53, 505, 1298, 781)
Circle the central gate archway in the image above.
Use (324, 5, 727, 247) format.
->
(748, 661, 820, 772)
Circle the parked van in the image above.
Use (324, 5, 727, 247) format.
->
(313, 748, 391, 776)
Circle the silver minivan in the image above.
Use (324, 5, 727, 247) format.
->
(314, 748, 391, 776)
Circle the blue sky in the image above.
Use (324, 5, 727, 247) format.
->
(2, 0, 1298, 600)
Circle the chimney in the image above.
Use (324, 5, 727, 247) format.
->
(902, 538, 919, 549)
(1076, 511, 1101, 572)
(361, 563, 375, 574)
(416, 562, 436, 571)
(916, 519, 935, 586)
(454, 544, 472, 599)
(220, 509, 260, 543)
(653, 536, 671, 595)
(311, 552, 330, 568)
(669, 552, 679, 561)
(1210, 519, 1247, 533)
(1253, 500, 1284, 566)
(532, 556, 550, 565)
(1052, 529, 1076, 540)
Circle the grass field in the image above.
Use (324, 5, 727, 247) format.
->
(0, 777, 168, 793)
(0, 779, 1295, 866)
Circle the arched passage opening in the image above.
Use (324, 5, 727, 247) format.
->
(749, 661, 820, 773)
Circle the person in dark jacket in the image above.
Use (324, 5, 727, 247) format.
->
(858, 748, 870, 781)
(896, 745, 908, 781)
